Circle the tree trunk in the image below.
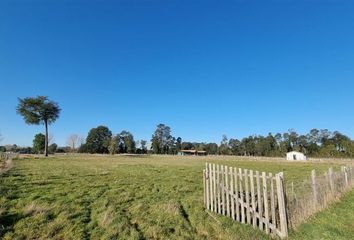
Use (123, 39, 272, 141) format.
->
(45, 120, 48, 157)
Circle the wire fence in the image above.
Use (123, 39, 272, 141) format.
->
(286, 165, 354, 228)
(0, 152, 19, 161)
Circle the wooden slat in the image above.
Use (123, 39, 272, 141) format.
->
(269, 173, 276, 234)
(217, 164, 221, 214)
(244, 169, 251, 224)
(256, 170, 263, 230)
(212, 163, 217, 212)
(209, 163, 214, 211)
(230, 167, 235, 220)
(234, 167, 240, 221)
(239, 168, 245, 223)
(203, 169, 206, 206)
(276, 172, 288, 239)
(262, 172, 269, 234)
(213, 164, 217, 212)
(221, 165, 226, 215)
(250, 170, 256, 228)
(225, 166, 230, 217)
(205, 163, 210, 210)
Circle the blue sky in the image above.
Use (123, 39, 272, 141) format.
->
(1, 0, 354, 147)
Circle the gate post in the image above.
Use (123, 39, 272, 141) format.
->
(276, 172, 288, 239)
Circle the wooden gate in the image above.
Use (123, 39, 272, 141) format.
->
(203, 163, 288, 239)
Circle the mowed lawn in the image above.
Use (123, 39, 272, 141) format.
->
(0, 155, 351, 239)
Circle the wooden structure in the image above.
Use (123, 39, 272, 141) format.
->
(203, 163, 288, 239)
(178, 150, 207, 156)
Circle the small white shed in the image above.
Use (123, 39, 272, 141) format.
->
(286, 151, 307, 161)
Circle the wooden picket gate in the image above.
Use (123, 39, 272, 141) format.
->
(203, 163, 288, 239)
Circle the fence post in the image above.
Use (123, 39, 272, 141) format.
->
(269, 173, 276, 234)
(329, 167, 334, 193)
(239, 168, 245, 223)
(262, 172, 270, 234)
(209, 163, 214, 211)
(203, 169, 206, 206)
(311, 170, 318, 208)
(276, 172, 288, 239)
(234, 167, 240, 221)
(250, 170, 256, 228)
(213, 164, 217, 212)
(342, 166, 348, 187)
(217, 164, 221, 214)
(221, 165, 225, 215)
(245, 169, 251, 224)
(256, 171, 263, 230)
(225, 166, 230, 217)
(230, 167, 235, 220)
(205, 163, 210, 210)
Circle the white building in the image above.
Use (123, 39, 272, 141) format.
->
(286, 151, 307, 161)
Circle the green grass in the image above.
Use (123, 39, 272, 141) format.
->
(0, 155, 350, 239)
(289, 189, 354, 240)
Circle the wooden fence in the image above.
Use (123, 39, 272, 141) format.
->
(0, 152, 19, 160)
(203, 163, 288, 239)
(286, 165, 354, 227)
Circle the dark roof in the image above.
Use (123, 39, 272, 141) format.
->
(180, 150, 206, 153)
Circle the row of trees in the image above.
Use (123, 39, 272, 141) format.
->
(149, 125, 354, 158)
(78, 126, 147, 154)
(77, 124, 179, 155)
(0, 133, 66, 154)
(14, 96, 354, 158)
(179, 129, 354, 158)
(6, 123, 354, 158)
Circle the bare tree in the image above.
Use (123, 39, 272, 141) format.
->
(48, 134, 54, 145)
(67, 134, 80, 151)
(78, 136, 85, 147)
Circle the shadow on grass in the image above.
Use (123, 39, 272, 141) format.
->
(0, 212, 23, 238)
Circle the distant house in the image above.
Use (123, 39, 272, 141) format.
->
(178, 150, 207, 156)
(286, 151, 307, 161)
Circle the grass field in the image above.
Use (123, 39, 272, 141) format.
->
(0, 154, 352, 239)
(289, 189, 354, 240)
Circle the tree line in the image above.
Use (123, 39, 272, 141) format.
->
(72, 125, 354, 158)
(206, 129, 354, 158)
(11, 95, 354, 158)
(78, 126, 148, 154)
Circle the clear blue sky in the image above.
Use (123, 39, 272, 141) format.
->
(1, 0, 354, 147)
